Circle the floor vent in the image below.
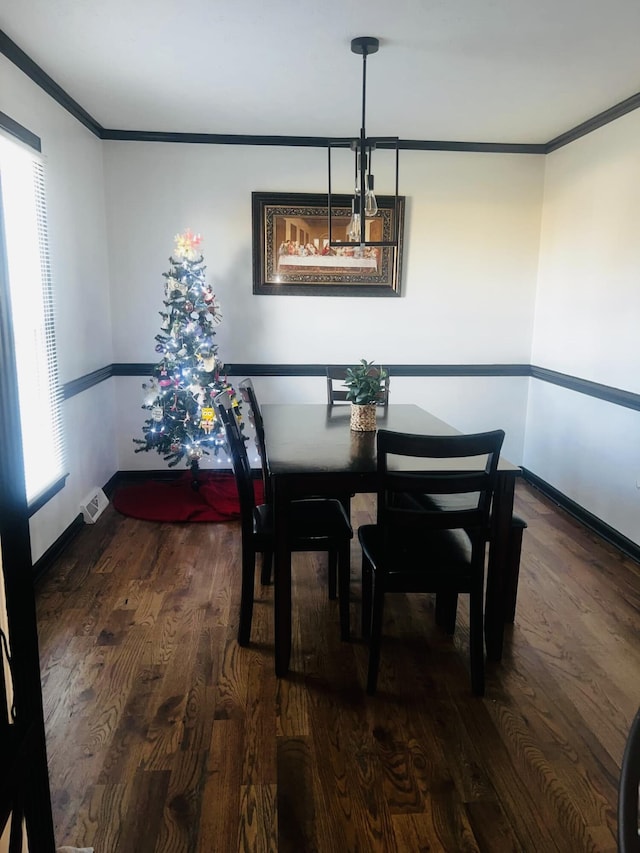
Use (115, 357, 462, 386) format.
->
(80, 488, 109, 524)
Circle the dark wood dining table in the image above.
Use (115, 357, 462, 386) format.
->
(261, 403, 521, 677)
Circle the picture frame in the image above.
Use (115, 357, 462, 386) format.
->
(251, 191, 405, 297)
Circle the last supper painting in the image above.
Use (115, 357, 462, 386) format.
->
(252, 191, 405, 296)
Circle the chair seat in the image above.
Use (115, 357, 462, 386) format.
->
(358, 523, 472, 586)
(255, 498, 352, 544)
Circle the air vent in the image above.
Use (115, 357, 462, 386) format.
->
(80, 488, 109, 524)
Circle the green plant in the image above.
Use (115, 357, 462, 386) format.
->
(344, 359, 388, 405)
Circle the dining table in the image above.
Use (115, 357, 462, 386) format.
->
(261, 403, 522, 677)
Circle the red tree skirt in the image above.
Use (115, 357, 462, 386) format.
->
(112, 471, 263, 523)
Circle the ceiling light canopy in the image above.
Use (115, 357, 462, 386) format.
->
(328, 36, 400, 249)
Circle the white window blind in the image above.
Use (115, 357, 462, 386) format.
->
(0, 132, 65, 506)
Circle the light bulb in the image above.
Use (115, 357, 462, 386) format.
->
(365, 174, 378, 217)
(347, 213, 361, 242)
(364, 190, 378, 217)
(346, 199, 361, 242)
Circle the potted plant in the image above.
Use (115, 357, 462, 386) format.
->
(344, 359, 388, 431)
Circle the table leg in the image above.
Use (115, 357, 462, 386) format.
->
(485, 474, 515, 661)
(273, 478, 292, 676)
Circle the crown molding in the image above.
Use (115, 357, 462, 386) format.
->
(0, 30, 102, 137)
(545, 91, 640, 152)
(2, 28, 638, 153)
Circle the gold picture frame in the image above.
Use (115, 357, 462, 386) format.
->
(251, 192, 405, 297)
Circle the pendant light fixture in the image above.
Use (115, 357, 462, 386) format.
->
(328, 37, 400, 248)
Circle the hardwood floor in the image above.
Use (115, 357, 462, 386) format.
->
(35, 481, 639, 852)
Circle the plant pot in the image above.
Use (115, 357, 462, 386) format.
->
(350, 428, 376, 463)
(350, 403, 377, 432)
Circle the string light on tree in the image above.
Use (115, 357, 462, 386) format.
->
(133, 229, 238, 485)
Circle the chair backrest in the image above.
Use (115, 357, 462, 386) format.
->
(238, 378, 264, 436)
(376, 428, 505, 543)
(326, 366, 390, 407)
(238, 377, 271, 502)
(326, 367, 350, 405)
(214, 391, 257, 530)
(618, 707, 640, 853)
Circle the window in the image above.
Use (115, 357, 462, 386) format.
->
(0, 126, 66, 509)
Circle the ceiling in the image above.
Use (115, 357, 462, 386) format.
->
(2, 0, 640, 145)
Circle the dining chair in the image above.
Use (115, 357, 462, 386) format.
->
(357, 427, 504, 696)
(238, 377, 271, 505)
(215, 390, 353, 646)
(326, 366, 390, 406)
(618, 706, 640, 853)
(239, 376, 351, 597)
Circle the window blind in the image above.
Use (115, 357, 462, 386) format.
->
(0, 132, 66, 506)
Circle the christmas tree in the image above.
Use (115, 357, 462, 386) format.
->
(134, 229, 236, 481)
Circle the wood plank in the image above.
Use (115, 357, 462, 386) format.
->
(34, 483, 639, 852)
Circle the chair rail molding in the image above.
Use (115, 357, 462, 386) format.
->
(64, 362, 640, 413)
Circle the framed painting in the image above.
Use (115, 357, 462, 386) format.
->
(251, 191, 405, 297)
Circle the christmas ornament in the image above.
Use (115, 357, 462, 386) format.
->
(207, 297, 223, 324)
(174, 229, 202, 261)
(200, 407, 215, 434)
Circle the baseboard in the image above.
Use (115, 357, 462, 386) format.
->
(34, 467, 637, 584)
(33, 468, 238, 581)
(521, 468, 640, 564)
(111, 467, 235, 491)
(105, 468, 185, 494)
(32, 513, 84, 583)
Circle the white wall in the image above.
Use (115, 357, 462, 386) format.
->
(12, 44, 639, 556)
(526, 109, 640, 545)
(1, 56, 116, 561)
(104, 142, 543, 472)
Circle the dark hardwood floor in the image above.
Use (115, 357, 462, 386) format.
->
(35, 481, 639, 851)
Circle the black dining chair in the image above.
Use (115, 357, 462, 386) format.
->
(326, 366, 390, 406)
(357, 427, 504, 696)
(238, 377, 272, 507)
(239, 376, 352, 597)
(618, 707, 640, 853)
(215, 390, 353, 646)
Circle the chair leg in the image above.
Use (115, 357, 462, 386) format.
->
(366, 574, 385, 695)
(260, 548, 273, 585)
(469, 581, 485, 696)
(337, 542, 351, 641)
(435, 591, 458, 635)
(361, 553, 373, 639)
(327, 549, 338, 599)
(504, 522, 525, 623)
(238, 544, 256, 646)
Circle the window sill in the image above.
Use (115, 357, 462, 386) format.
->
(27, 473, 68, 517)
